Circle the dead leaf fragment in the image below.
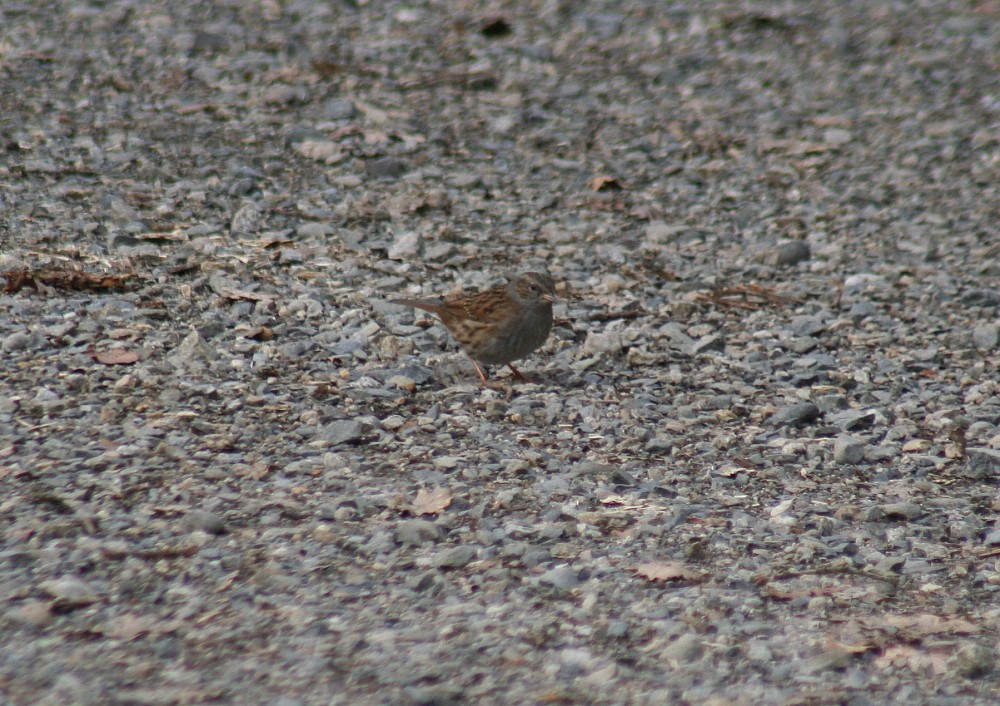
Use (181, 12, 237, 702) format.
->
(636, 561, 702, 582)
(410, 486, 453, 516)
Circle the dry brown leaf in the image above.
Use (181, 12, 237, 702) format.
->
(90, 347, 139, 365)
(636, 561, 702, 582)
(410, 487, 452, 516)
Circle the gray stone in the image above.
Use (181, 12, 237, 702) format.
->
(843, 273, 890, 294)
(964, 448, 1000, 479)
(786, 336, 818, 354)
(606, 620, 629, 639)
(658, 323, 696, 351)
(790, 315, 827, 337)
(320, 420, 365, 445)
(827, 408, 882, 431)
(972, 324, 999, 350)
(2, 330, 35, 352)
(230, 202, 262, 234)
(388, 230, 422, 260)
(185, 509, 227, 535)
(833, 435, 865, 464)
(582, 331, 623, 355)
(168, 331, 214, 368)
(848, 300, 879, 319)
(323, 98, 357, 120)
(962, 289, 1000, 307)
(770, 402, 821, 427)
(39, 576, 100, 607)
(394, 519, 443, 545)
(296, 222, 335, 238)
(367, 156, 409, 179)
(874, 556, 906, 575)
(538, 565, 579, 590)
(573, 460, 615, 475)
(645, 221, 686, 243)
(950, 643, 996, 679)
(449, 173, 483, 189)
(8, 600, 54, 628)
(262, 84, 309, 105)
(867, 445, 898, 462)
(662, 633, 704, 663)
(879, 502, 923, 521)
(774, 240, 811, 266)
(824, 127, 853, 144)
(433, 545, 476, 569)
(691, 333, 725, 354)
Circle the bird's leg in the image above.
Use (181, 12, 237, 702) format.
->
(506, 364, 538, 383)
(469, 358, 490, 386)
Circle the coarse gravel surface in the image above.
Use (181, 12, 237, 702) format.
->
(2, 1, 1000, 704)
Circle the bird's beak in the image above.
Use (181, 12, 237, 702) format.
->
(542, 293, 555, 303)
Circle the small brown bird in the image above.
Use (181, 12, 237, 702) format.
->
(390, 272, 556, 384)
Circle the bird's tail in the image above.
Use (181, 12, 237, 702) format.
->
(388, 298, 445, 316)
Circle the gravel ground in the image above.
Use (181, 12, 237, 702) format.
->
(3, 1, 1000, 704)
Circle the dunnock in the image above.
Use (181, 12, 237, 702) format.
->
(390, 272, 555, 384)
